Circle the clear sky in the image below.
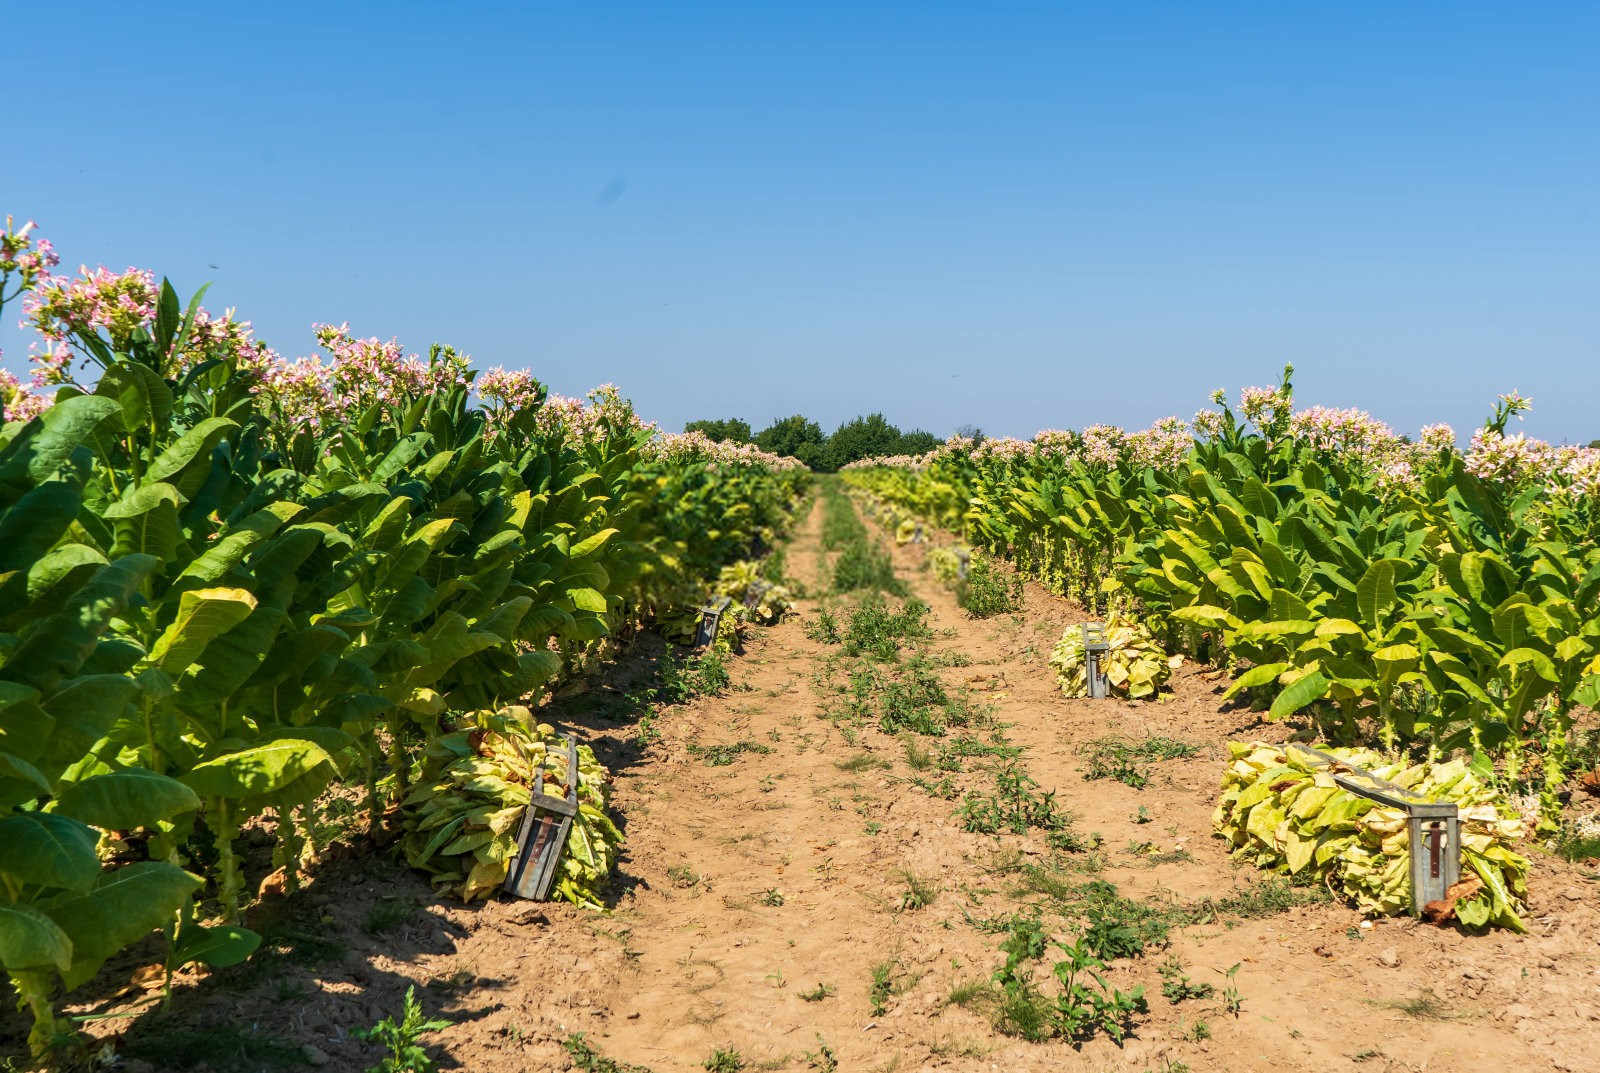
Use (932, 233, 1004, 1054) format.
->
(4, 2, 1597, 443)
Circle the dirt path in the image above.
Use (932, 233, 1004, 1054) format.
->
(61, 490, 1600, 1073)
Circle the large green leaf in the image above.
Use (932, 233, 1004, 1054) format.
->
(3, 555, 157, 691)
(0, 683, 49, 762)
(52, 768, 201, 830)
(0, 481, 82, 574)
(104, 481, 185, 561)
(39, 675, 140, 765)
(0, 813, 100, 891)
(22, 543, 107, 609)
(1498, 647, 1558, 684)
(566, 587, 608, 613)
(45, 861, 202, 989)
(95, 361, 173, 433)
(1223, 663, 1289, 699)
(0, 394, 123, 485)
(0, 904, 73, 973)
(1268, 670, 1330, 721)
(1355, 558, 1402, 627)
(569, 527, 619, 559)
(0, 751, 52, 799)
(143, 587, 258, 673)
(402, 613, 503, 689)
(181, 739, 335, 800)
(173, 501, 302, 590)
(146, 417, 238, 497)
(173, 922, 260, 969)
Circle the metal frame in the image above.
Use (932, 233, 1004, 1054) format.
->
(1287, 743, 1461, 914)
(692, 595, 733, 651)
(1081, 622, 1110, 699)
(503, 735, 580, 900)
(742, 579, 772, 610)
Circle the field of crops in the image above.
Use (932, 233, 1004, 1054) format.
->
(843, 369, 1600, 826)
(0, 223, 809, 1064)
(4, 222, 1600, 1072)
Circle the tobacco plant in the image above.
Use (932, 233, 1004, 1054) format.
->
(0, 221, 808, 1059)
(845, 368, 1600, 826)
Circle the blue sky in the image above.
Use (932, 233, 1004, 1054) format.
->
(4, 2, 1597, 442)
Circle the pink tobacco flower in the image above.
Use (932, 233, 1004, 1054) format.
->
(23, 265, 157, 346)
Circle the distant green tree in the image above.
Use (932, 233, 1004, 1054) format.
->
(755, 414, 829, 469)
(893, 429, 940, 455)
(1589, 439, 1600, 450)
(827, 413, 904, 470)
(749, 413, 946, 471)
(683, 417, 753, 443)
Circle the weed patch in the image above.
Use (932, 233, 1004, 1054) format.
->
(1081, 736, 1197, 788)
(687, 740, 773, 766)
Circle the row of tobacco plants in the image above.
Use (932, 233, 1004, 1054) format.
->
(0, 219, 808, 1061)
(842, 367, 1600, 828)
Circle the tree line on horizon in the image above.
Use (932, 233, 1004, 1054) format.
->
(683, 413, 954, 472)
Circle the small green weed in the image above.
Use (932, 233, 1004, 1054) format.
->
(836, 751, 890, 773)
(960, 765, 1069, 836)
(1552, 829, 1600, 863)
(660, 648, 731, 700)
(897, 870, 936, 911)
(839, 595, 931, 659)
(687, 740, 772, 766)
(1184, 877, 1328, 922)
(702, 1048, 744, 1073)
(1082, 736, 1197, 788)
(956, 555, 1023, 618)
(351, 986, 452, 1073)
(869, 960, 898, 1015)
(1219, 962, 1243, 1016)
(563, 1033, 654, 1073)
(1158, 958, 1214, 1003)
(363, 896, 418, 937)
(804, 1036, 838, 1072)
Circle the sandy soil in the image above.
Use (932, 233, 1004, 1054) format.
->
(17, 493, 1600, 1073)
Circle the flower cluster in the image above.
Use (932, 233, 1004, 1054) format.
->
(1192, 407, 1225, 441)
(926, 434, 977, 463)
(1079, 423, 1129, 468)
(475, 367, 548, 438)
(25, 341, 73, 388)
(255, 356, 339, 432)
(1, 217, 59, 294)
(525, 386, 658, 444)
(0, 367, 49, 422)
(1288, 406, 1401, 464)
(311, 323, 473, 417)
(1239, 384, 1293, 431)
(478, 367, 544, 409)
(1418, 423, 1456, 454)
(645, 429, 804, 470)
(23, 265, 157, 348)
(848, 417, 1195, 473)
(175, 308, 278, 377)
(1497, 391, 1534, 419)
(245, 326, 481, 435)
(972, 436, 1031, 463)
(1465, 428, 1600, 498)
(841, 454, 924, 471)
(1127, 416, 1194, 470)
